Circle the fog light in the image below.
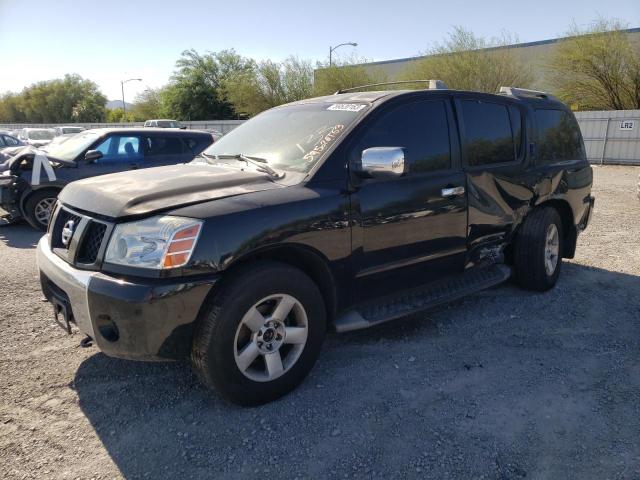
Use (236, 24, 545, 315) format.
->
(96, 314, 119, 342)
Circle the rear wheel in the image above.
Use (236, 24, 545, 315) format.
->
(514, 206, 563, 291)
(191, 262, 326, 406)
(24, 190, 58, 231)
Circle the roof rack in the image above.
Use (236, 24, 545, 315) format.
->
(499, 86, 559, 102)
(335, 79, 448, 95)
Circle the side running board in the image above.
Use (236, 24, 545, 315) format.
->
(333, 264, 512, 333)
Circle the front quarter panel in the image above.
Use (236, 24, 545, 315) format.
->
(170, 181, 352, 280)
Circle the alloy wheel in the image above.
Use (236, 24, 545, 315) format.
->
(233, 294, 308, 382)
(34, 197, 56, 226)
(544, 223, 560, 276)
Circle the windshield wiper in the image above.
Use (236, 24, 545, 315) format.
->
(204, 153, 284, 180)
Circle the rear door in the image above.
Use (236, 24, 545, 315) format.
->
(453, 95, 528, 259)
(350, 96, 468, 302)
(142, 135, 190, 167)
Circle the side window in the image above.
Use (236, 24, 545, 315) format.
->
(0, 137, 5, 147)
(4, 136, 18, 146)
(145, 136, 185, 157)
(535, 109, 585, 163)
(461, 100, 515, 166)
(93, 136, 143, 162)
(185, 136, 211, 154)
(352, 100, 451, 173)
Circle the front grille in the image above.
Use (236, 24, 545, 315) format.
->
(50, 206, 111, 267)
(51, 207, 82, 249)
(77, 221, 107, 264)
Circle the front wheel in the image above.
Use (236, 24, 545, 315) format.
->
(514, 206, 563, 291)
(191, 262, 326, 406)
(24, 190, 58, 231)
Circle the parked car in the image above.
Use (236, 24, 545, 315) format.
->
(0, 128, 213, 229)
(144, 119, 185, 129)
(54, 126, 86, 136)
(17, 128, 56, 147)
(0, 133, 26, 150)
(36, 83, 594, 405)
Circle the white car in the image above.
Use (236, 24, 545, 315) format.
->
(18, 128, 56, 147)
(144, 119, 185, 129)
(54, 126, 85, 136)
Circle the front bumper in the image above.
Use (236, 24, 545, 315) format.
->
(0, 177, 21, 219)
(36, 235, 217, 360)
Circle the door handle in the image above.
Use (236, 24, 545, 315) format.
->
(441, 186, 465, 198)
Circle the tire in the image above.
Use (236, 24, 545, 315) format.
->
(24, 190, 58, 231)
(514, 206, 563, 291)
(191, 261, 326, 406)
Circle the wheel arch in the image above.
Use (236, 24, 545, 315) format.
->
(217, 244, 338, 327)
(537, 198, 577, 259)
(20, 186, 61, 214)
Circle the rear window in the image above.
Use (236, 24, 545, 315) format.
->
(535, 109, 585, 163)
(460, 100, 516, 166)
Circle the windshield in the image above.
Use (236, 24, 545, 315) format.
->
(157, 120, 179, 128)
(202, 103, 368, 173)
(44, 131, 100, 161)
(27, 129, 55, 140)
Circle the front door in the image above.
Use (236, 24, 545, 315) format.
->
(80, 134, 144, 179)
(350, 97, 468, 303)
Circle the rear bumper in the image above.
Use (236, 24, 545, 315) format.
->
(36, 235, 218, 360)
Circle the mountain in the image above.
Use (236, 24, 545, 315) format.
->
(106, 99, 134, 110)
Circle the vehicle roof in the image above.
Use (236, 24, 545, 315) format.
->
(23, 127, 56, 131)
(145, 119, 179, 122)
(289, 88, 567, 110)
(84, 127, 210, 136)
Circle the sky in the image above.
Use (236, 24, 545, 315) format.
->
(1, 0, 638, 101)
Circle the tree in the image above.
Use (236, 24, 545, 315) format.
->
(15, 74, 106, 123)
(105, 108, 142, 123)
(313, 54, 387, 96)
(161, 49, 254, 120)
(130, 87, 163, 120)
(547, 19, 640, 110)
(0, 94, 26, 123)
(399, 27, 533, 93)
(223, 56, 314, 117)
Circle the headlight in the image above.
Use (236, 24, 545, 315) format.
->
(105, 216, 202, 269)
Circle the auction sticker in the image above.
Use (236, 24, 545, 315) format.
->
(327, 103, 367, 112)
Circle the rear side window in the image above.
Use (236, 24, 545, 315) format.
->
(185, 136, 211, 154)
(352, 100, 451, 173)
(535, 109, 585, 163)
(145, 136, 185, 155)
(460, 100, 516, 166)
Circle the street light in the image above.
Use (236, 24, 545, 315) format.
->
(329, 42, 358, 67)
(120, 78, 142, 120)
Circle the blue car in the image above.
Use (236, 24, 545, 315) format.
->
(0, 128, 213, 229)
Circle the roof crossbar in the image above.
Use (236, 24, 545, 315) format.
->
(499, 86, 559, 102)
(335, 79, 448, 95)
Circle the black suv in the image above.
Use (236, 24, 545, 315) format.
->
(0, 128, 213, 229)
(37, 84, 594, 405)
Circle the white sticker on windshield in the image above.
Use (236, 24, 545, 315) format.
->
(327, 103, 366, 112)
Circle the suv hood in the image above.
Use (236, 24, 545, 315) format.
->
(58, 163, 284, 219)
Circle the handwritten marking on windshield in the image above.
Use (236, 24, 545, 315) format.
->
(303, 125, 345, 162)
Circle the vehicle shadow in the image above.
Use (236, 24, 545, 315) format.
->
(0, 222, 42, 248)
(72, 262, 640, 479)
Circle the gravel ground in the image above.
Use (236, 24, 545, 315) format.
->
(1, 165, 639, 480)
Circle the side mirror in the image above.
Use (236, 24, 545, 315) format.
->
(179, 125, 187, 130)
(355, 147, 407, 178)
(84, 150, 103, 162)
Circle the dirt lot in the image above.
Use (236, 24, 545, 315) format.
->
(1, 166, 639, 480)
